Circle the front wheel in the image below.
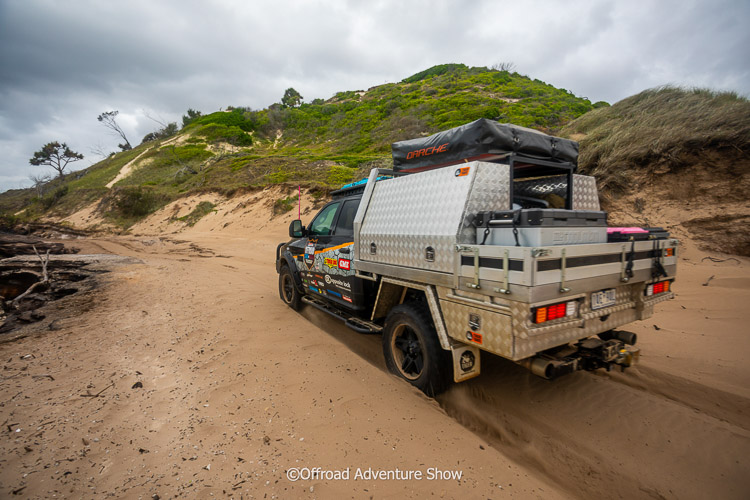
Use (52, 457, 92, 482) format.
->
(278, 265, 302, 311)
(382, 303, 449, 396)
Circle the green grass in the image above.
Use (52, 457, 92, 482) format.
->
(114, 144, 214, 190)
(192, 123, 253, 146)
(101, 186, 171, 227)
(187, 108, 255, 132)
(176, 201, 216, 226)
(273, 195, 297, 215)
(560, 86, 750, 193)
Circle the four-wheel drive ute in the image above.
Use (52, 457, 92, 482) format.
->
(276, 119, 678, 395)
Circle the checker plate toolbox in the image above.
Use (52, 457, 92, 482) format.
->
(278, 119, 677, 388)
(354, 120, 677, 380)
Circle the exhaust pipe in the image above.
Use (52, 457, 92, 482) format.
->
(598, 330, 637, 345)
(614, 330, 637, 345)
(530, 357, 557, 379)
(521, 357, 577, 380)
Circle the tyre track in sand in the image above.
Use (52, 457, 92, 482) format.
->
(9, 232, 743, 499)
(290, 302, 750, 500)
(194, 230, 750, 500)
(435, 354, 750, 500)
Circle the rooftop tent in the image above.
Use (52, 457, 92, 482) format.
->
(391, 118, 579, 172)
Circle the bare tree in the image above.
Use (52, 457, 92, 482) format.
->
(168, 145, 197, 179)
(97, 110, 132, 151)
(29, 173, 51, 197)
(492, 62, 516, 72)
(29, 141, 84, 179)
(90, 143, 114, 160)
(143, 110, 168, 128)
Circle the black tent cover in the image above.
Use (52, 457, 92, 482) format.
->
(391, 119, 579, 171)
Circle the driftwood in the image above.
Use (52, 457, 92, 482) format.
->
(80, 382, 114, 398)
(0, 233, 75, 259)
(11, 247, 50, 307)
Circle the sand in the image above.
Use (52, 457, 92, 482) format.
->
(1, 193, 749, 499)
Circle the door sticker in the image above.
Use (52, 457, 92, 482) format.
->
(304, 241, 316, 269)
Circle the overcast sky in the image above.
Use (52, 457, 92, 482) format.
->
(1, 0, 748, 192)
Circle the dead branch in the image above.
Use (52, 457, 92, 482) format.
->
(80, 381, 114, 398)
(701, 256, 740, 264)
(34, 246, 50, 282)
(169, 144, 197, 179)
(11, 247, 51, 307)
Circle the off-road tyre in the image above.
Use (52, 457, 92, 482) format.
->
(382, 303, 450, 396)
(278, 264, 302, 311)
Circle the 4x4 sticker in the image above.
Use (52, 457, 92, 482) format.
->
(324, 274, 351, 290)
(304, 241, 316, 269)
(324, 258, 338, 269)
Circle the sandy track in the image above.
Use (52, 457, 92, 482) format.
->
(1, 227, 748, 499)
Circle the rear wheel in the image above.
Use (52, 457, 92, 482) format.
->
(278, 265, 302, 311)
(382, 303, 449, 396)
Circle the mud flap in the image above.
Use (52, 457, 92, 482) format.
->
(451, 343, 481, 383)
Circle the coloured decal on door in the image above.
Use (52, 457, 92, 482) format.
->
(295, 242, 354, 298)
(303, 240, 316, 269)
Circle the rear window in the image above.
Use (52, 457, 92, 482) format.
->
(334, 199, 359, 236)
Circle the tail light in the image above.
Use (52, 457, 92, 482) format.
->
(645, 280, 671, 296)
(533, 300, 579, 324)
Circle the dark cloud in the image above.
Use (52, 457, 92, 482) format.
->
(1, 0, 748, 191)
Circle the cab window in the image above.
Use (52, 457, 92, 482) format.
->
(333, 199, 359, 237)
(308, 202, 340, 236)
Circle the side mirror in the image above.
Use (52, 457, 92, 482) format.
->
(289, 219, 306, 238)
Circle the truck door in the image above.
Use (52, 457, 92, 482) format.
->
(301, 198, 359, 306)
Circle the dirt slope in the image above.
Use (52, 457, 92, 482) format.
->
(1, 192, 749, 499)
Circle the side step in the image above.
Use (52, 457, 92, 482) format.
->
(301, 295, 382, 334)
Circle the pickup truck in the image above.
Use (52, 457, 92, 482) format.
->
(276, 119, 677, 395)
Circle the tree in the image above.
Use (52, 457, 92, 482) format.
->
(281, 87, 303, 108)
(29, 142, 84, 179)
(182, 108, 202, 128)
(491, 62, 516, 72)
(29, 173, 51, 196)
(97, 110, 132, 151)
(141, 122, 178, 144)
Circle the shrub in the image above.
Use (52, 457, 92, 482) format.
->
(189, 109, 254, 132)
(177, 201, 215, 226)
(326, 165, 355, 186)
(273, 195, 297, 215)
(41, 185, 68, 209)
(194, 123, 253, 146)
(114, 187, 167, 217)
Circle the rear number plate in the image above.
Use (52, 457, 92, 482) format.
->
(591, 288, 616, 310)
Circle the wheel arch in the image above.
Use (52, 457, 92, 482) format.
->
(278, 253, 304, 291)
(373, 278, 451, 350)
